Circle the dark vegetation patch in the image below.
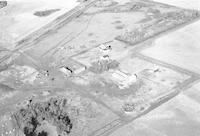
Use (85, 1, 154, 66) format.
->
(0, 52, 14, 72)
(76, 0, 89, 2)
(112, 20, 122, 24)
(38, 131, 48, 136)
(102, 2, 148, 13)
(12, 97, 73, 136)
(89, 40, 97, 43)
(34, 9, 60, 17)
(0, 63, 9, 72)
(0, 1, 7, 9)
(89, 59, 119, 74)
(94, 0, 118, 8)
(116, 9, 200, 45)
(115, 25, 124, 30)
(88, 33, 94, 36)
(0, 83, 14, 92)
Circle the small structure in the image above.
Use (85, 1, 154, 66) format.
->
(44, 70, 50, 76)
(112, 70, 129, 82)
(123, 102, 149, 114)
(59, 59, 86, 76)
(111, 70, 137, 89)
(123, 103, 137, 112)
(98, 43, 112, 56)
(59, 66, 73, 77)
(73, 66, 86, 74)
(99, 44, 112, 50)
(100, 55, 110, 61)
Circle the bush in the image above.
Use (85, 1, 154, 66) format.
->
(12, 97, 73, 136)
(0, 1, 7, 9)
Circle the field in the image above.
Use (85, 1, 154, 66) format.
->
(141, 21, 200, 74)
(22, 0, 200, 64)
(109, 85, 200, 136)
(0, 0, 79, 48)
(153, 0, 200, 10)
(0, 87, 119, 136)
(71, 51, 191, 120)
(0, 0, 200, 135)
